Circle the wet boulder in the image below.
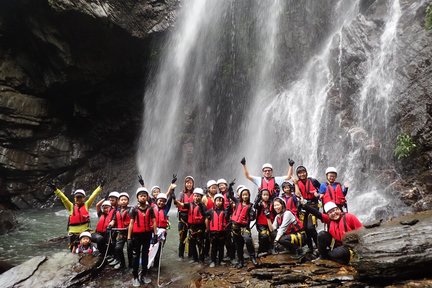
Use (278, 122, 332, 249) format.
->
(0, 252, 100, 288)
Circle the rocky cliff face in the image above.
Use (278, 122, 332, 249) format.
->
(0, 0, 178, 218)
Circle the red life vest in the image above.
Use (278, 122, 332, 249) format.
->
(115, 208, 131, 229)
(322, 182, 346, 205)
(277, 211, 303, 235)
(285, 197, 298, 216)
(325, 213, 362, 244)
(178, 191, 194, 213)
(96, 208, 114, 233)
(187, 203, 205, 224)
(154, 207, 169, 228)
(206, 196, 214, 210)
(209, 209, 227, 232)
(231, 203, 251, 225)
(260, 177, 277, 198)
(69, 204, 90, 226)
(256, 202, 274, 225)
(298, 179, 317, 200)
(132, 207, 153, 233)
(222, 192, 229, 209)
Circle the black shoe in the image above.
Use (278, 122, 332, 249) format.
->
(251, 256, 258, 266)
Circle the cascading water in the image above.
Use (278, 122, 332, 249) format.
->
(138, 0, 405, 220)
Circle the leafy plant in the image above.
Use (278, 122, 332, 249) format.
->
(426, 4, 432, 31)
(394, 133, 416, 159)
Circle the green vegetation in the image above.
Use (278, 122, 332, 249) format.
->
(394, 133, 416, 160)
(426, 4, 432, 30)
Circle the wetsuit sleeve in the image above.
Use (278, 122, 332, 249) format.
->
(163, 197, 173, 215)
(149, 207, 156, 219)
(85, 186, 103, 209)
(312, 178, 321, 190)
(129, 207, 137, 219)
(275, 211, 296, 241)
(54, 189, 73, 213)
(343, 186, 349, 196)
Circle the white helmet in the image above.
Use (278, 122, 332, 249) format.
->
(217, 178, 228, 185)
(236, 185, 246, 195)
(325, 167, 338, 175)
(157, 193, 168, 201)
(214, 194, 224, 201)
(108, 191, 120, 198)
(118, 192, 129, 199)
(151, 186, 161, 193)
(193, 188, 204, 196)
(74, 189, 86, 197)
(207, 180, 217, 188)
(262, 163, 273, 171)
(239, 187, 250, 196)
(185, 176, 195, 182)
(136, 187, 149, 196)
(324, 202, 338, 213)
(79, 231, 92, 239)
(102, 200, 111, 207)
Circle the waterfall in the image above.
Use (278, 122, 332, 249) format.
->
(137, 0, 404, 220)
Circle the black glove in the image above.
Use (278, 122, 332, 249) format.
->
(274, 241, 282, 252)
(229, 178, 236, 189)
(240, 157, 246, 166)
(288, 158, 295, 167)
(171, 173, 178, 184)
(151, 234, 158, 244)
(98, 177, 106, 188)
(127, 239, 133, 249)
(264, 209, 271, 219)
(138, 175, 145, 187)
(47, 181, 57, 191)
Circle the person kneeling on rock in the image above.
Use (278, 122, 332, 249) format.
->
(300, 201, 362, 264)
(268, 197, 306, 255)
(75, 231, 99, 256)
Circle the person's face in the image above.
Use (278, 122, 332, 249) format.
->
(263, 168, 273, 178)
(208, 185, 217, 195)
(283, 186, 290, 193)
(74, 195, 85, 205)
(152, 188, 160, 198)
(119, 196, 129, 207)
(157, 198, 166, 208)
(241, 191, 250, 202)
(218, 183, 227, 193)
(328, 207, 342, 221)
(185, 180, 194, 191)
(109, 196, 118, 206)
(137, 193, 148, 204)
(193, 193, 203, 203)
(80, 236, 91, 246)
(273, 201, 283, 213)
(261, 191, 270, 202)
(102, 205, 110, 214)
(297, 170, 307, 180)
(215, 198, 223, 208)
(327, 172, 337, 183)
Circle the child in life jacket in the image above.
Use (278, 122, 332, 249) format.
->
(177, 176, 195, 260)
(217, 178, 236, 264)
(230, 186, 257, 268)
(253, 189, 274, 256)
(301, 201, 362, 264)
(319, 167, 349, 211)
(128, 187, 157, 286)
(279, 182, 298, 216)
(268, 197, 306, 255)
(113, 192, 132, 269)
(203, 180, 218, 259)
(75, 231, 99, 256)
(93, 200, 116, 260)
(205, 193, 232, 267)
(174, 187, 207, 264)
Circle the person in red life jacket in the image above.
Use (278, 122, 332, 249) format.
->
(93, 200, 116, 261)
(253, 189, 274, 256)
(279, 182, 299, 216)
(240, 157, 295, 199)
(75, 231, 99, 256)
(149, 186, 161, 205)
(205, 193, 232, 268)
(48, 179, 104, 252)
(217, 178, 236, 263)
(112, 192, 132, 269)
(177, 176, 195, 260)
(174, 187, 207, 264)
(300, 201, 362, 264)
(318, 167, 349, 210)
(203, 180, 218, 259)
(268, 197, 306, 255)
(292, 165, 321, 252)
(230, 186, 257, 268)
(128, 187, 157, 286)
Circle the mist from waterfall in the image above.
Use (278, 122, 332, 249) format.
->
(137, 0, 405, 220)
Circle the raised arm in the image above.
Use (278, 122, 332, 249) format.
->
(284, 158, 295, 180)
(241, 157, 254, 181)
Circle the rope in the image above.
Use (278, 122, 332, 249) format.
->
(96, 231, 113, 269)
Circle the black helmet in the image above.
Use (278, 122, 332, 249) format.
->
(296, 165, 307, 175)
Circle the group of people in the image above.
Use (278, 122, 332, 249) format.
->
(50, 157, 363, 287)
